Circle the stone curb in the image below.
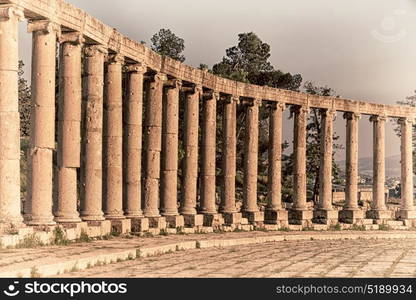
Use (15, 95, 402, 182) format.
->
(1, 232, 415, 278)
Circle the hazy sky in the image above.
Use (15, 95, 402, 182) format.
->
(18, 0, 416, 159)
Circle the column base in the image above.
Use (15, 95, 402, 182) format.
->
(242, 211, 264, 224)
(366, 209, 393, 220)
(80, 213, 105, 222)
(104, 213, 126, 220)
(124, 211, 144, 219)
(313, 209, 339, 225)
(110, 219, 131, 235)
(396, 210, 416, 220)
(26, 217, 56, 226)
(264, 209, 288, 224)
(222, 212, 242, 225)
(54, 215, 82, 223)
(148, 217, 167, 229)
(202, 213, 225, 227)
(130, 218, 149, 232)
(165, 215, 185, 228)
(288, 209, 313, 225)
(183, 214, 204, 227)
(339, 209, 364, 224)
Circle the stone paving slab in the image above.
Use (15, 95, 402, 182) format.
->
(0, 230, 415, 277)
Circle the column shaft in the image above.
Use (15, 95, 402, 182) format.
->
(180, 86, 201, 215)
(0, 6, 24, 226)
(400, 118, 414, 211)
(124, 64, 146, 218)
(220, 97, 237, 213)
(26, 20, 60, 225)
(200, 92, 217, 214)
(161, 80, 181, 216)
(344, 112, 360, 209)
(292, 106, 308, 209)
(103, 54, 124, 219)
(370, 115, 387, 211)
(143, 74, 165, 217)
(80, 46, 106, 221)
(267, 103, 284, 210)
(55, 33, 83, 223)
(243, 100, 259, 212)
(318, 109, 334, 210)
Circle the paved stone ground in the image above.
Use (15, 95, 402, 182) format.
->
(56, 238, 416, 278)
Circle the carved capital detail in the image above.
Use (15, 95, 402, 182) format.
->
(59, 31, 84, 45)
(343, 111, 361, 121)
(369, 114, 387, 123)
(398, 117, 414, 126)
(126, 62, 147, 74)
(290, 105, 309, 115)
(319, 108, 336, 118)
(84, 45, 108, 57)
(154, 72, 167, 82)
(107, 53, 124, 65)
(0, 5, 25, 21)
(28, 19, 61, 35)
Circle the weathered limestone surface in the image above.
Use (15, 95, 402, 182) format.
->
(103, 54, 124, 220)
(161, 80, 181, 216)
(80, 45, 106, 221)
(124, 63, 146, 218)
(55, 32, 83, 223)
(0, 5, 24, 226)
(26, 20, 60, 225)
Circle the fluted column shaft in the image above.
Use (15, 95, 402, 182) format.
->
(103, 54, 124, 219)
(143, 73, 165, 217)
(267, 103, 285, 211)
(161, 80, 181, 216)
(0, 6, 24, 226)
(220, 96, 238, 213)
(370, 115, 387, 211)
(124, 64, 146, 218)
(292, 105, 308, 209)
(80, 45, 106, 221)
(344, 112, 360, 209)
(200, 92, 218, 214)
(26, 20, 60, 225)
(318, 109, 335, 210)
(180, 86, 201, 215)
(55, 32, 83, 223)
(243, 99, 260, 212)
(399, 117, 414, 212)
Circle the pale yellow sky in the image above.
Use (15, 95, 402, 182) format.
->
(18, 0, 416, 159)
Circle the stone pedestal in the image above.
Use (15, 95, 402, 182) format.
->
(264, 209, 288, 225)
(203, 213, 225, 227)
(289, 209, 313, 226)
(223, 212, 242, 225)
(147, 217, 166, 229)
(243, 211, 264, 223)
(313, 209, 338, 225)
(366, 210, 393, 220)
(339, 209, 364, 224)
(110, 219, 131, 235)
(165, 215, 185, 228)
(183, 214, 204, 227)
(130, 218, 149, 233)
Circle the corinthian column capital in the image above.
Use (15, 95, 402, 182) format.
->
(369, 114, 387, 123)
(0, 5, 25, 21)
(28, 19, 61, 35)
(59, 31, 84, 45)
(343, 111, 361, 121)
(398, 116, 415, 125)
(107, 53, 125, 65)
(126, 62, 147, 74)
(84, 45, 108, 57)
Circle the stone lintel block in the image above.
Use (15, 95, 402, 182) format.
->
(222, 212, 242, 225)
(165, 215, 185, 228)
(110, 219, 131, 234)
(203, 213, 224, 227)
(242, 211, 264, 223)
(148, 217, 167, 229)
(130, 218, 149, 232)
(183, 214, 204, 227)
(313, 210, 339, 224)
(264, 209, 288, 224)
(366, 210, 393, 220)
(339, 209, 365, 224)
(288, 209, 313, 222)
(396, 210, 416, 220)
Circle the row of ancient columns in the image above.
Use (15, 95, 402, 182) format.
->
(0, 5, 414, 229)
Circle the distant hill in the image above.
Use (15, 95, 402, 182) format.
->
(337, 154, 401, 177)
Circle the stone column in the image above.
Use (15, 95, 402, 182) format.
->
(103, 54, 125, 220)
(55, 32, 83, 223)
(314, 109, 338, 224)
(124, 63, 146, 218)
(265, 102, 288, 225)
(289, 105, 312, 225)
(143, 73, 166, 222)
(161, 79, 184, 228)
(398, 117, 416, 219)
(26, 20, 60, 225)
(242, 99, 264, 223)
(367, 115, 391, 220)
(220, 96, 241, 225)
(0, 6, 24, 227)
(80, 45, 106, 221)
(339, 112, 363, 223)
(180, 85, 203, 227)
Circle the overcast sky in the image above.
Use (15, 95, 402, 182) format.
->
(18, 0, 416, 160)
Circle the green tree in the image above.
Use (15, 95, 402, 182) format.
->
(151, 29, 185, 62)
(18, 60, 31, 137)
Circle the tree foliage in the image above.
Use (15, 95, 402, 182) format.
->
(151, 29, 186, 62)
(18, 60, 31, 137)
